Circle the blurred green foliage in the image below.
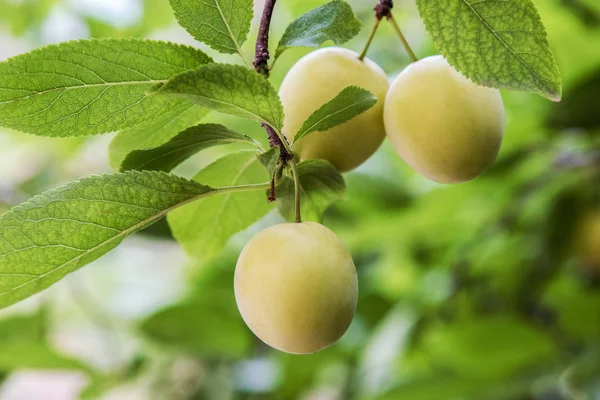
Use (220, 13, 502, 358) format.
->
(0, 0, 598, 399)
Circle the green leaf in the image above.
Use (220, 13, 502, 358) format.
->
(0, 39, 213, 137)
(109, 102, 209, 169)
(169, 151, 272, 259)
(157, 64, 284, 130)
(377, 373, 546, 400)
(416, 0, 562, 101)
(140, 293, 250, 358)
(0, 312, 45, 342)
(421, 316, 557, 379)
(274, 0, 362, 61)
(169, 0, 253, 56)
(276, 160, 345, 222)
(0, 341, 96, 374)
(0, 171, 217, 309)
(257, 146, 281, 176)
(293, 86, 377, 144)
(120, 124, 256, 172)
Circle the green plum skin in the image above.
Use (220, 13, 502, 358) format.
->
(384, 55, 506, 184)
(279, 47, 389, 172)
(234, 222, 358, 354)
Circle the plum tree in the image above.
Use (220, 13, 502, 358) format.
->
(578, 210, 600, 270)
(234, 222, 358, 354)
(279, 47, 389, 172)
(384, 55, 506, 184)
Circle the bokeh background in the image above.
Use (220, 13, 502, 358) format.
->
(0, 0, 599, 399)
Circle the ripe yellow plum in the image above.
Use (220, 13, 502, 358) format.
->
(234, 222, 358, 354)
(279, 47, 389, 172)
(384, 55, 506, 184)
(579, 211, 600, 270)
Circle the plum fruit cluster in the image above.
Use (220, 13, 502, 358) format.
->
(235, 48, 508, 355)
(279, 48, 506, 183)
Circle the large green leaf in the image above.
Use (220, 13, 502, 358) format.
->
(0, 171, 217, 309)
(169, 0, 253, 56)
(120, 124, 256, 172)
(274, 0, 362, 61)
(109, 102, 209, 168)
(293, 86, 377, 144)
(276, 160, 345, 222)
(168, 151, 272, 259)
(0, 39, 212, 137)
(416, 0, 562, 101)
(157, 64, 284, 130)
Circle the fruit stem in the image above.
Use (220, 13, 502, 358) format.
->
(387, 14, 418, 63)
(358, 18, 381, 61)
(289, 159, 302, 223)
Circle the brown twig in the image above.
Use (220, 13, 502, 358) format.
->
(375, 0, 394, 20)
(254, 0, 277, 78)
(254, 0, 293, 204)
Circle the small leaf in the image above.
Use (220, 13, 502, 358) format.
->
(416, 0, 562, 101)
(168, 151, 272, 259)
(157, 64, 284, 130)
(293, 86, 377, 144)
(169, 0, 253, 56)
(120, 124, 256, 172)
(0, 171, 216, 309)
(276, 160, 345, 222)
(274, 0, 362, 61)
(257, 146, 281, 176)
(0, 39, 213, 137)
(109, 102, 209, 168)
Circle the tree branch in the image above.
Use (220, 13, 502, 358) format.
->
(254, 0, 277, 78)
(254, 0, 292, 167)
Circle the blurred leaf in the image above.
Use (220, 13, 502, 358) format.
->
(421, 316, 558, 379)
(0, 341, 96, 374)
(0, 171, 215, 309)
(0, 39, 212, 137)
(169, 0, 253, 55)
(120, 124, 256, 172)
(0, 0, 56, 36)
(276, 349, 346, 399)
(416, 0, 562, 101)
(377, 371, 553, 400)
(276, 160, 345, 222)
(544, 277, 600, 340)
(274, 0, 362, 61)
(0, 312, 45, 342)
(140, 293, 250, 358)
(293, 86, 377, 144)
(157, 64, 284, 130)
(139, 0, 175, 34)
(168, 151, 272, 259)
(109, 103, 209, 169)
(548, 67, 600, 129)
